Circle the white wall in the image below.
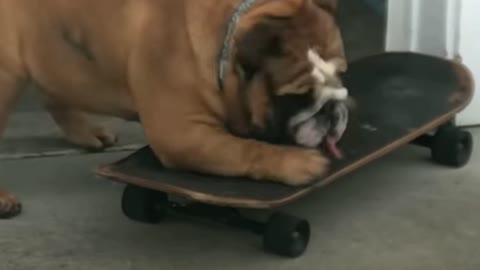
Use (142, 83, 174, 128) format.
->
(386, 0, 449, 55)
(385, 0, 416, 52)
(455, 0, 480, 126)
(415, 0, 449, 54)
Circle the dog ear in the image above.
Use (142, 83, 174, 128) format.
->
(235, 0, 309, 77)
(235, 19, 285, 79)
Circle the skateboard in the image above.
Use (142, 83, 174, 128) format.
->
(96, 52, 475, 258)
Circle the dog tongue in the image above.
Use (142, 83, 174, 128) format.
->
(325, 136, 343, 159)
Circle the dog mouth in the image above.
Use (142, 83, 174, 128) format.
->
(293, 121, 344, 160)
(291, 100, 349, 159)
(322, 101, 349, 159)
(322, 135, 343, 159)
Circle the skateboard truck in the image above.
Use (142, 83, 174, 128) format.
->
(121, 184, 310, 258)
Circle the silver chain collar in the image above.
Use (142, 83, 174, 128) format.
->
(217, 0, 259, 92)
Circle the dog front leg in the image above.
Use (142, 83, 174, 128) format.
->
(143, 122, 330, 186)
(45, 100, 118, 151)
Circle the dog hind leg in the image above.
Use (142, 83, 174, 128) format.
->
(0, 68, 25, 219)
(0, 188, 22, 219)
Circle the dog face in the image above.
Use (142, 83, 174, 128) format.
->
(230, 0, 350, 154)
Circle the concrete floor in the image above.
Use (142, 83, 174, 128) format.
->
(1, 129, 480, 270)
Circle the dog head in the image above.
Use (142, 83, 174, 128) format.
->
(225, 0, 350, 155)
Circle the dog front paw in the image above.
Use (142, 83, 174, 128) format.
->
(251, 147, 330, 186)
(66, 125, 118, 151)
(277, 148, 330, 186)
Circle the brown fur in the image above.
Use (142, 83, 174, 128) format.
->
(0, 188, 21, 218)
(0, 0, 345, 218)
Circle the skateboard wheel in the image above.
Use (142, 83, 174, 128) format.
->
(263, 212, 310, 258)
(121, 185, 168, 224)
(431, 127, 473, 168)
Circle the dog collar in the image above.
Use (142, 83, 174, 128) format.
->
(218, 0, 258, 92)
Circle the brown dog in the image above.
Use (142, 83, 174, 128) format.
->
(0, 0, 349, 218)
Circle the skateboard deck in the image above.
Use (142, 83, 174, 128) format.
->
(96, 52, 474, 209)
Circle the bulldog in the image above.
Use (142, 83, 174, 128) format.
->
(0, 0, 350, 218)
